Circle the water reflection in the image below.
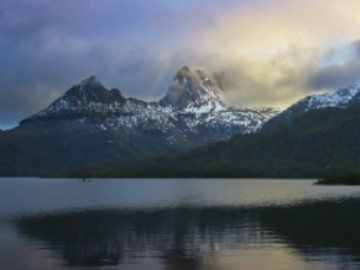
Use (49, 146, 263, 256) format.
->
(258, 199, 360, 265)
(14, 199, 360, 269)
(16, 208, 250, 269)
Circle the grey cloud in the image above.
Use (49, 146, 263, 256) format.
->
(350, 39, 360, 57)
(0, 112, 25, 130)
(307, 40, 360, 90)
(307, 61, 360, 90)
(0, 0, 97, 40)
(0, 0, 232, 128)
(3, 0, 346, 129)
(0, 43, 171, 112)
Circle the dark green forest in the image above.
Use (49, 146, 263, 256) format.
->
(0, 122, 189, 176)
(60, 105, 360, 178)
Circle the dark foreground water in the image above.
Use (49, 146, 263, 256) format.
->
(1, 178, 360, 269)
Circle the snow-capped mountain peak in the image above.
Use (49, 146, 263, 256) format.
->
(159, 66, 226, 113)
(66, 75, 124, 103)
(26, 76, 127, 119)
(22, 67, 278, 144)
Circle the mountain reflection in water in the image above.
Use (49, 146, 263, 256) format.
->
(14, 198, 360, 269)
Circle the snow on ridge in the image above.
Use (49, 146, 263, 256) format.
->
(264, 84, 360, 130)
(304, 84, 360, 111)
(283, 84, 360, 117)
(23, 68, 280, 142)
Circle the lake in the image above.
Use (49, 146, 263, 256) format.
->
(1, 178, 360, 269)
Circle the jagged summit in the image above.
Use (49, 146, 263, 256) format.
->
(23, 76, 128, 121)
(65, 76, 123, 102)
(175, 66, 192, 78)
(21, 68, 278, 143)
(78, 75, 102, 90)
(159, 66, 226, 112)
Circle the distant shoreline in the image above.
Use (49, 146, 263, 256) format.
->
(315, 174, 360, 185)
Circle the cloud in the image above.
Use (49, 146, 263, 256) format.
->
(307, 40, 360, 90)
(0, 0, 234, 128)
(1, 0, 360, 128)
(307, 61, 360, 90)
(192, 0, 360, 108)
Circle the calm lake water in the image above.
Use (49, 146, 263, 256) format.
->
(1, 178, 360, 269)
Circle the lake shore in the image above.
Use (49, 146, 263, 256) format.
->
(315, 174, 360, 185)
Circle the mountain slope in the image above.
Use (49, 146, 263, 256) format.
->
(263, 84, 360, 130)
(63, 104, 360, 178)
(0, 67, 277, 176)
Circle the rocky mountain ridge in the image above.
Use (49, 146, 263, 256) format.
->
(0, 66, 278, 175)
(2, 67, 360, 176)
(22, 66, 278, 144)
(263, 84, 360, 130)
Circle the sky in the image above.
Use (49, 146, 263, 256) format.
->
(1, 0, 360, 129)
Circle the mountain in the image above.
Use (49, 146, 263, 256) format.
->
(160, 66, 226, 110)
(0, 67, 277, 175)
(63, 103, 360, 178)
(263, 84, 360, 130)
(22, 67, 277, 143)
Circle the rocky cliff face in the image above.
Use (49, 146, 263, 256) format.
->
(160, 66, 226, 111)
